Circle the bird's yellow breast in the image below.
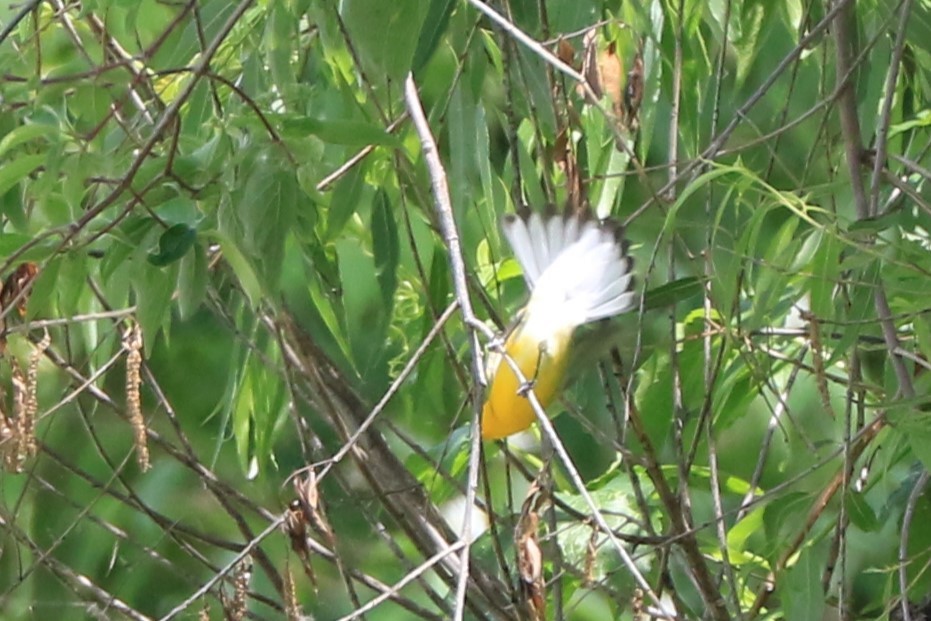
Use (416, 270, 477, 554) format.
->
(480, 323, 572, 440)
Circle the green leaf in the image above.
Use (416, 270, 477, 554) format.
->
(845, 491, 880, 532)
(337, 237, 390, 383)
(232, 354, 255, 476)
(515, 120, 546, 208)
(0, 123, 57, 158)
(327, 161, 366, 240)
(26, 255, 61, 319)
(306, 272, 355, 367)
(148, 223, 196, 266)
(370, 189, 399, 308)
(340, 0, 427, 81)
(278, 116, 400, 148)
(237, 148, 298, 287)
(0, 153, 44, 197)
(807, 229, 841, 318)
(888, 109, 931, 137)
(177, 242, 208, 319)
(726, 507, 765, 555)
(782, 545, 826, 621)
(56, 252, 88, 316)
(0, 232, 35, 256)
(250, 356, 287, 473)
(422, 244, 451, 338)
(643, 277, 703, 310)
(133, 262, 174, 348)
(412, 0, 456, 73)
(264, 0, 295, 100)
(594, 146, 629, 219)
(216, 235, 263, 306)
(888, 405, 931, 472)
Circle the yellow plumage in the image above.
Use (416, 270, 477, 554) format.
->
(481, 321, 572, 440)
(480, 210, 635, 440)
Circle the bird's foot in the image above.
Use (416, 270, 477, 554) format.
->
(517, 380, 536, 397)
(488, 334, 506, 352)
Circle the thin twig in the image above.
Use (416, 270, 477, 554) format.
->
(335, 542, 468, 621)
(313, 301, 459, 479)
(623, 0, 856, 226)
(490, 343, 675, 618)
(869, 0, 913, 216)
(403, 72, 488, 621)
(899, 469, 929, 621)
(831, 0, 916, 401)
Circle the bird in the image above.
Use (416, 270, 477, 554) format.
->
(481, 208, 636, 440)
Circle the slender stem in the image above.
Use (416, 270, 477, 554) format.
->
(403, 73, 488, 621)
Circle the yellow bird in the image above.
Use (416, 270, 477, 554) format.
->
(481, 209, 636, 440)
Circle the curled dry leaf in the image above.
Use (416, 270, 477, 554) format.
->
(556, 36, 575, 66)
(0, 262, 39, 353)
(295, 470, 334, 543)
(284, 470, 340, 591)
(578, 29, 644, 135)
(581, 31, 624, 116)
(284, 497, 318, 590)
(517, 512, 544, 621)
(624, 51, 644, 131)
(554, 127, 586, 214)
(515, 478, 548, 621)
(0, 262, 38, 318)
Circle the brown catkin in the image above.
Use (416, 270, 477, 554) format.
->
(0, 409, 11, 468)
(9, 358, 26, 472)
(807, 313, 835, 418)
(124, 323, 149, 472)
(283, 565, 303, 621)
(22, 330, 50, 460)
(227, 555, 252, 621)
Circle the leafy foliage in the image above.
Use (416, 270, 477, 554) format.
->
(1, 0, 931, 619)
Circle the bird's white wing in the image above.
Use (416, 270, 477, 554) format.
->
(502, 210, 636, 330)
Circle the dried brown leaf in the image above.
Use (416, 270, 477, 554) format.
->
(515, 477, 548, 620)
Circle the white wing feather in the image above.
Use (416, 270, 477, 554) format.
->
(502, 211, 635, 334)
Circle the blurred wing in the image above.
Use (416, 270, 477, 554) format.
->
(501, 210, 580, 287)
(502, 210, 635, 329)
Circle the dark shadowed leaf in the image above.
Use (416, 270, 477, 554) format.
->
(327, 161, 366, 240)
(371, 189, 399, 308)
(148, 223, 196, 266)
(643, 276, 703, 310)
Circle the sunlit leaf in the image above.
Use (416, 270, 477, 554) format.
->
(0, 123, 57, 158)
(0, 154, 44, 197)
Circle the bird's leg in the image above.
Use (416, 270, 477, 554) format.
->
(518, 341, 548, 397)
